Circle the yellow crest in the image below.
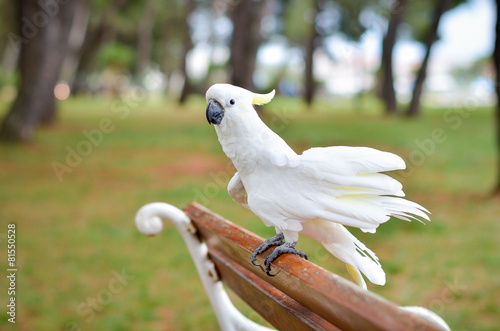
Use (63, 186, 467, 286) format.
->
(252, 90, 275, 105)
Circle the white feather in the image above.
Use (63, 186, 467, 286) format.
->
(206, 84, 431, 288)
(302, 146, 406, 176)
(302, 220, 386, 286)
(228, 172, 249, 209)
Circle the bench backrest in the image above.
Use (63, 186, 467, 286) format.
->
(184, 202, 445, 331)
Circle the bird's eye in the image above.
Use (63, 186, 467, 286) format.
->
(229, 99, 235, 105)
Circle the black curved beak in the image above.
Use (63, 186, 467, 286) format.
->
(206, 99, 225, 125)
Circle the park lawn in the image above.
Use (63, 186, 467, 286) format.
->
(0, 95, 499, 330)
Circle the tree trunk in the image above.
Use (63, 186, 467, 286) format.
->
(0, 0, 80, 142)
(229, 0, 267, 91)
(71, 22, 113, 94)
(0, 1, 18, 75)
(71, 0, 129, 95)
(407, 0, 449, 117)
(494, 0, 500, 194)
(380, 0, 408, 114)
(59, 0, 89, 84)
(179, 0, 195, 104)
(304, 1, 319, 107)
(135, 0, 161, 78)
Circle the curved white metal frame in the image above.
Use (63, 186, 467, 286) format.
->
(400, 306, 451, 331)
(135, 202, 275, 331)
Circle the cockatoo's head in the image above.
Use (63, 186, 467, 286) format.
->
(205, 83, 275, 125)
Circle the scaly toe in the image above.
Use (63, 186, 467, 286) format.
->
(262, 241, 307, 276)
(249, 233, 284, 267)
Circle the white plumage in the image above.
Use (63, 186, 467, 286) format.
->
(206, 83, 430, 288)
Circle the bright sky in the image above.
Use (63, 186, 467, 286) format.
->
(393, 0, 496, 96)
(348, 0, 495, 71)
(332, 0, 496, 96)
(433, 0, 495, 67)
(362, 0, 495, 71)
(191, 0, 497, 94)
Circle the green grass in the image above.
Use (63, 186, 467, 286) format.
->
(0, 95, 499, 330)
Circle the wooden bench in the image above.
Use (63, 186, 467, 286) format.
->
(135, 202, 449, 331)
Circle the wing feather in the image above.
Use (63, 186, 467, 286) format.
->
(301, 146, 406, 176)
(227, 172, 249, 209)
(289, 146, 429, 231)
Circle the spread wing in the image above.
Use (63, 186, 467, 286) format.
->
(290, 146, 429, 232)
(301, 146, 406, 176)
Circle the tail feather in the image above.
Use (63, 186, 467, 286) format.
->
(302, 220, 386, 288)
(345, 263, 367, 289)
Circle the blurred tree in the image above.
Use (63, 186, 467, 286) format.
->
(406, 0, 464, 116)
(152, 0, 184, 89)
(379, 0, 409, 114)
(282, 0, 317, 101)
(59, 1, 89, 84)
(229, 0, 269, 90)
(0, 0, 81, 142)
(135, 0, 161, 78)
(494, 0, 500, 194)
(71, 0, 130, 94)
(304, 0, 320, 106)
(283, 0, 369, 105)
(0, 0, 18, 81)
(179, 0, 195, 104)
(406, 0, 450, 116)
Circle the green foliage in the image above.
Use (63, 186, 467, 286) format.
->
(97, 42, 136, 70)
(0, 96, 499, 330)
(0, 67, 17, 88)
(405, 0, 466, 43)
(336, 0, 372, 40)
(283, 0, 371, 43)
(283, 0, 316, 42)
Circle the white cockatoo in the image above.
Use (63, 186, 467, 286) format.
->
(205, 83, 430, 289)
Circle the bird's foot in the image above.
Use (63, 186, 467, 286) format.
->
(264, 241, 308, 277)
(250, 233, 284, 266)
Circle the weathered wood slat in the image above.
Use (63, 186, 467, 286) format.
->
(184, 202, 442, 331)
(209, 247, 341, 331)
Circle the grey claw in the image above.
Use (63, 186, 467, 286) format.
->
(262, 241, 307, 276)
(249, 233, 284, 267)
(250, 254, 261, 266)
